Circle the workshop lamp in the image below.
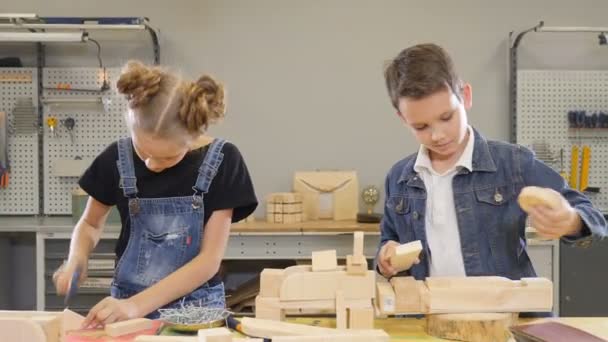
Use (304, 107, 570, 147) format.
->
(0, 31, 88, 43)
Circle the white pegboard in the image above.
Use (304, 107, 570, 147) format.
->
(43, 68, 128, 214)
(517, 70, 608, 210)
(0, 68, 39, 214)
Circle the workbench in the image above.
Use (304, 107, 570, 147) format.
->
(0, 216, 559, 315)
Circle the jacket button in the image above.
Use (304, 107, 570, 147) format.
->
(494, 193, 503, 203)
(413, 211, 419, 220)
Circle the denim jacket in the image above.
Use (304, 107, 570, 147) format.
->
(377, 128, 607, 280)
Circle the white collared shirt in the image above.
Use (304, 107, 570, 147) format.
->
(413, 126, 475, 276)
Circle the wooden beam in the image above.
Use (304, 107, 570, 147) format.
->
(280, 270, 375, 301)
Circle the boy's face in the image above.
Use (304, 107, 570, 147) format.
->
(396, 84, 472, 160)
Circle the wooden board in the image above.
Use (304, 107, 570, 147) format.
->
(426, 313, 517, 342)
(0, 318, 48, 342)
(240, 317, 386, 339)
(280, 270, 375, 301)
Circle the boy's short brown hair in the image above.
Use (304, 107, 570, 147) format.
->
(384, 43, 463, 110)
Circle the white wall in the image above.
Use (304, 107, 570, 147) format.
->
(3, 0, 608, 216)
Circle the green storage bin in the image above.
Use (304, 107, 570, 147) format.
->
(72, 188, 121, 224)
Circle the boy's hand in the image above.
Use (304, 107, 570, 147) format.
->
(378, 240, 419, 278)
(526, 189, 583, 239)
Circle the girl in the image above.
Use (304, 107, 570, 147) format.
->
(53, 61, 258, 326)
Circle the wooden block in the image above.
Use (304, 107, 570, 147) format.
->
(259, 269, 285, 297)
(335, 291, 347, 329)
(518, 186, 562, 213)
(0, 311, 62, 342)
(375, 278, 396, 314)
(426, 313, 518, 342)
(346, 255, 368, 275)
(105, 318, 153, 337)
(348, 307, 375, 330)
(62, 309, 85, 340)
(353, 231, 364, 257)
(280, 270, 375, 301)
(389, 241, 422, 272)
(312, 250, 338, 272)
(198, 327, 232, 342)
(255, 296, 285, 321)
(391, 276, 426, 313)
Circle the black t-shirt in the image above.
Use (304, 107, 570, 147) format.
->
(79, 140, 258, 265)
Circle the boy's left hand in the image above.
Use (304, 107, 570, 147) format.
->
(83, 296, 140, 328)
(527, 189, 583, 239)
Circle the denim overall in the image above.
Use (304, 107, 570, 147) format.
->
(111, 137, 227, 319)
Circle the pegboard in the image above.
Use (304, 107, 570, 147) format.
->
(517, 70, 608, 211)
(43, 68, 128, 214)
(0, 68, 39, 214)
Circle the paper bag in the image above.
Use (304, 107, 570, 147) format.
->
(293, 170, 359, 220)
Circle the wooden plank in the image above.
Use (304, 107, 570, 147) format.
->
(135, 336, 197, 341)
(197, 327, 232, 342)
(271, 331, 389, 342)
(280, 270, 375, 301)
(62, 309, 85, 340)
(240, 317, 386, 339)
(312, 250, 338, 272)
(105, 318, 153, 337)
(426, 277, 553, 313)
(390, 277, 425, 313)
(346, 255, 368, 276)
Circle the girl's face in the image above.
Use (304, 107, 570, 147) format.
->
(131, 129, 191, 173)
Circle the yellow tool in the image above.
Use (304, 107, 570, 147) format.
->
(580, 145, 591, 192)
(46, 116, 58, 138)
(569, 145, 579, 189)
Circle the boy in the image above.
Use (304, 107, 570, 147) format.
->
(376, 43, 606, 280)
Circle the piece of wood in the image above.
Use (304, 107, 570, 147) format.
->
(240, 317, 386, 339)
(375, 278, 396, 315)
(280, 270, 375, 301)
(105, 318, 153, 337)
(353, 231, 364, 257)
(62, 309, 85, 340)
(255, 296, 285, 321)
(198, 327, 232, 342)
(259, 268, 285, 297)
(270, 330, 389, 342)
(312, 250, 338, 272)
(427, 313, 518, 342)
(518, 186, 562, 212)
(0, 317, 48, 342)
(0, 311, 62, 342)
(390, 277, 426, 313)
(135, 336, 197, 341)
(389, 241, 422, 272)
(346, 255, 368, 276)
(425, 276, 552, 314)
(348, 307, 375, 330)
(336, 291, 347, 329)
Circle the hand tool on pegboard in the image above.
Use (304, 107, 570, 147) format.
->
(12, 97, 37, 135)
(0, 112, 9, 189)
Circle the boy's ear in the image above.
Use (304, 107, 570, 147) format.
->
(462, 83, 473, 109)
